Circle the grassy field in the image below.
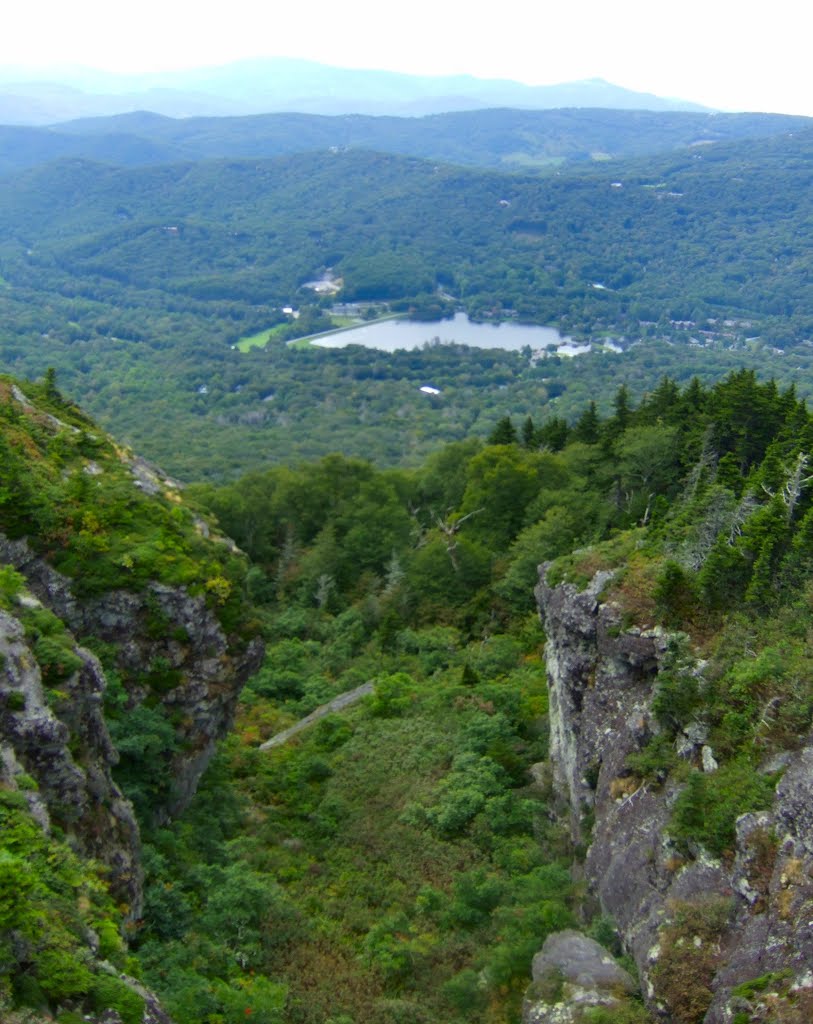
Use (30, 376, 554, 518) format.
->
(285, 314, 399, 349)
(236, 315, 366, 352)
(235, 323, 290, 352)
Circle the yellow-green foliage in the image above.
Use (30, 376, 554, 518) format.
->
(0, 376, 252, 633)
(1, 570, 85, 690)
(0, 791, 135, 1019)
(545, 530, 646, 591)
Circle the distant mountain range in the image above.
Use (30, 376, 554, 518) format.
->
(0, 57, 713, 124)
(1, 107, 807, 177)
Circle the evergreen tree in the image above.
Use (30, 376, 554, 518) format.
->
(521, 416, 536, 448)
(607, 384, 631, 437)
(639, 376, 680, 424)
(537, 416, 570, 452)
(682, 376, 706, 412)
(488, 416, 518, 446)
(573, 402, 600, 444)
(43, 366, 60, 402)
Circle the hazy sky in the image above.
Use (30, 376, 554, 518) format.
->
(6, 0, 812, 115)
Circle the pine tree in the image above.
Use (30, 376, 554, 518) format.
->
(608, 384, 632, 436)
(521, 416, 536, 448)
(488, 416, 518, 446)
(537, 416, 570, 452)
(573, 402, 600, 444)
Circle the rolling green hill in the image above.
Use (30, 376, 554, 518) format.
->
(1, 107, 807, 175)
(2, 128, 813, 476)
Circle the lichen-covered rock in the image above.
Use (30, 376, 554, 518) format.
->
(533, 929, 636, 992)
(0, 604, 142, 915)
(522, 929, 636, 1024)
(536, 567, 667, 841)
(536, 565, 813, 1023)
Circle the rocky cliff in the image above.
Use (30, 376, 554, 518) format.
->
(533, 566, 813, 1024)
(0, 533, 263, 823)
(0, 597, 142, 912)
(0, 376, 264, 1023)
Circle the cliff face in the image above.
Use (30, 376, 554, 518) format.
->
(0, 378, 263, 829)
(0, 534, 263, 822)
(0, 586, 178, 1024)
(0, 377, 264, 1023)
(535, 567, 813, 1023)
(0, 598, 142, 913)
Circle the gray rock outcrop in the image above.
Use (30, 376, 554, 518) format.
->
(535, 565, 813, 1023)
(523, 929, 636, 1023)
(0, 604, 142, 915)
(0, 533, 263, 822)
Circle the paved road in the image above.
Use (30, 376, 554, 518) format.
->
(259, 681, 374, 750)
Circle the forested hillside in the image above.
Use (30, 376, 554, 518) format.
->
(2, 125, 813, 477)
(2, 108, 807, 175)
(4, 359, 813, 1024)
(5, 135, 813, 329)
(141, 369, 813, 1024)
(4, 83, 813, 1024)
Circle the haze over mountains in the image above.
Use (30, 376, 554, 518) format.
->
(1, 106, 808, 178)
(0, 57, 713, 124)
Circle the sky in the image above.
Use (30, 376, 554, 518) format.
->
(4, 0, 813, 115)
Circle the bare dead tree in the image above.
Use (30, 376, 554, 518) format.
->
(435, 508, 484, 570)
(728, 494, 760, 543)
(682, 426, 717, 504)
(782, 451, 813, 521)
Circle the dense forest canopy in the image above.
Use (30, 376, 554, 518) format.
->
(4, 100, 813, 1024)
(5, 368, 813, 1023)
(149, 371, 813, 1022)
(1, 107, 808, 175)
(1, 120, 813, 477)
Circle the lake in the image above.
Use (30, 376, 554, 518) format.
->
(307, 313, 593, 355)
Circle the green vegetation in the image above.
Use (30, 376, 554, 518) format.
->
(236, 325, 284, 351)
(3, 107, 808, 176)
(6, 364, 813, 1022)
(4, 101, 813, 1023)
(134, 639, 569, 1024)
(0, 790, 138, 1022)
(0, 374, 253, 622)
(3, 129, 813, 478)
(123, 369, 806, 1021)
(5, 284, 813, 1023)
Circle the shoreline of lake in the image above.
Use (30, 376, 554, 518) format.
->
(299, 312, 597, 355)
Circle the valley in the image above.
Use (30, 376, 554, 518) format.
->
(2, 116, 813, 478)
(2, 99, 813, 1024)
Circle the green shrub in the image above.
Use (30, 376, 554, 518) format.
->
(6, 691, 25, 711)
(34, 635, 83, 683)
(625, 733, 677, 784)
(91, 974, 145, 1024)
(0, 566, 25, 605)
(670, 761, 776, 858)
(654, 560, 698, 626)
(368, 672, 415, 717)
(652, 668, 701, 734)
(37, 947, 93, 1001)
(442, 968, 488, 1014)
(95, 919, 124, 961)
